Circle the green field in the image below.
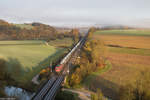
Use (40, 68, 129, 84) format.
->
(0, 40, 70, 83)
(0, 43, 58, 69)
(0, 40, 44, 45)
(15, 24, 33, 29)
(48, 38, 73, 48)
(95, 29, 150, 36)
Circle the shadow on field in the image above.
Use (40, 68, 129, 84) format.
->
(24, 48, 67, 81)
(83, 75, 119, 100)
(1, 57, 25, 86)
(6, 58, 24, 77)
(107, 44, 139, 49)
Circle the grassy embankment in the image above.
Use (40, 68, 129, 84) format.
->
(0, 38, 73, 86)
(82, 29, 150, 99)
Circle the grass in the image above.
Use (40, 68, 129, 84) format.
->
(95, 29, 150, 36)
(0, 40, 44, 45)
(0, 40, 69, 83)
(22, 48, 67, 84)
(0, 41, 57, 69)
(48, 38, 73, 48)
(15, 24, 33, 29)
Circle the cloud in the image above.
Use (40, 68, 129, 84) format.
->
(0, 0, 150, 27)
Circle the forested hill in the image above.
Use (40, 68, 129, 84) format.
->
(0, 19, 71, 40)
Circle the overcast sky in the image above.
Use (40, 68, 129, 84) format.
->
(0, 0, 150, 27)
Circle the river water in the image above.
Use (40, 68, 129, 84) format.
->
(4, 86, 34, 100)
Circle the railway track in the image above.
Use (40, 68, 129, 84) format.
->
(32, 33, 88, 100)
(32, 77, 57, 100)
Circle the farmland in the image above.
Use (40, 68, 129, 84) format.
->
(95, 29, 150, 36)
(82, 29, 150, 99)
(94, 35, 150, 49)
(0, 38, 72, 84)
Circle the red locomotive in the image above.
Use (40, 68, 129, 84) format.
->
(55, 64, 64, 73)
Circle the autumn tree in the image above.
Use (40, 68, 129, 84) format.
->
(71, 28, 80, 44)
(0, 19, 60, 40)
(83, 36, 106, 68)
(87, 27, 97, 39)
(91, 89, 105, 100)
(65, 27, 106, 87)
(91, 93, 98, 100)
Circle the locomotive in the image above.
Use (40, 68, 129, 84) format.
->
(55, 64, 64, 73)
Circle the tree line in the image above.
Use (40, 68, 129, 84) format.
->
(65, 27, 106, 88)
(0, 19, 74, 41)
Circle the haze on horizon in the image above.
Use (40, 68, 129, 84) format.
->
(0, 0, 150, 27)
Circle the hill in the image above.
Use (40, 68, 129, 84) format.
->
(0, 20, 72, 40)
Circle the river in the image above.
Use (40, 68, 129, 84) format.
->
(5, 86, 34, 100)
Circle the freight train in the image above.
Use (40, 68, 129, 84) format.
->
(55, 38, 83, 73)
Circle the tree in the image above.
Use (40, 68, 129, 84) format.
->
(91, 89, 105, 100)
(87, 27, 97, 39)
(0, 20, 58, 40)
(71, 29, 79, 44)
(0, 59, 10, 97)
(97, 89, 104, 100)
(91, 93, 98, 100)
(0, 59, 6, 80)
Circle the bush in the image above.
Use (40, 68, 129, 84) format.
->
(55, 90, 80, 100)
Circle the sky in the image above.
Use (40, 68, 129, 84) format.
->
(0, 0, 150, 27)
